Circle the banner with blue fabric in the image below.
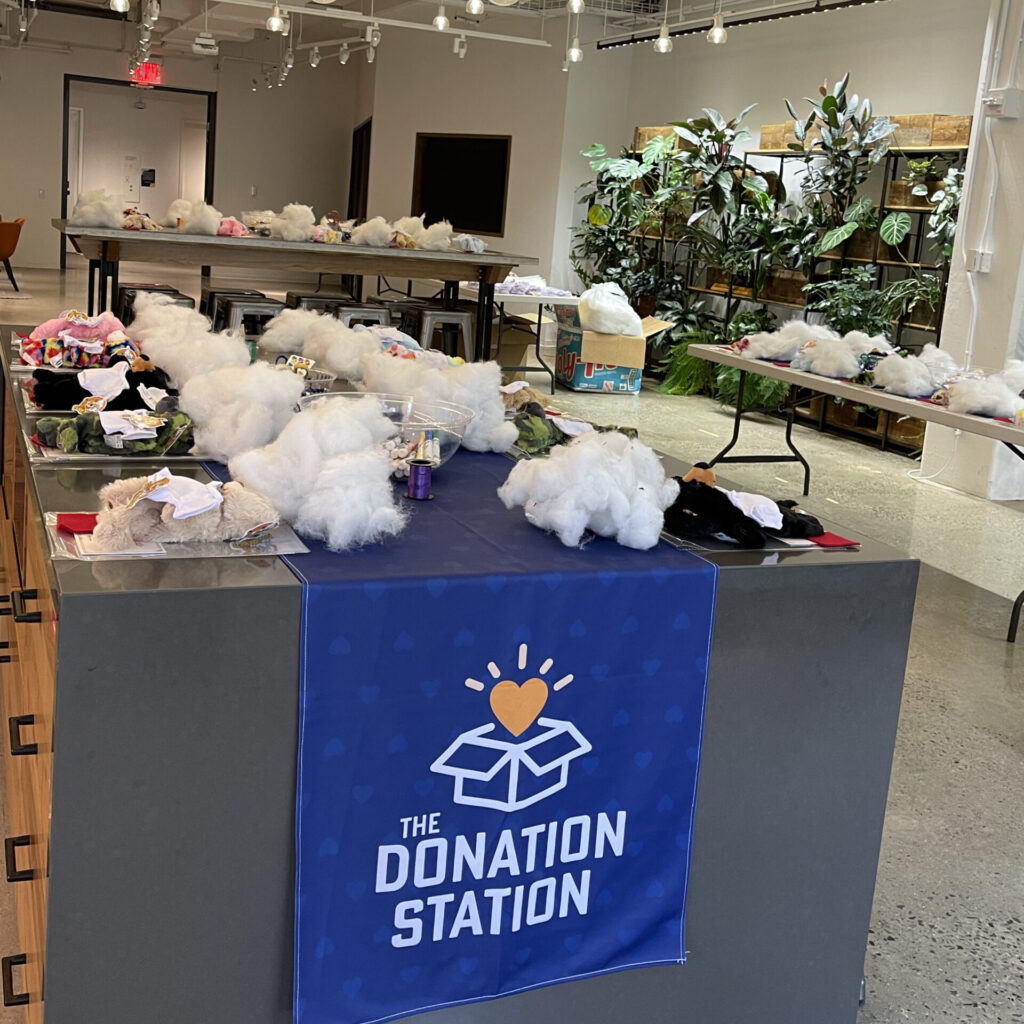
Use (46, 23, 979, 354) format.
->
(288, 451, 718, 1024)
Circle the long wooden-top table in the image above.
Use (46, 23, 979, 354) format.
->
(54, 219, 538, 360)
(687, 342, 1024, 641)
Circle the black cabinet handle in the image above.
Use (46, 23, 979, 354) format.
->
(1, 954, 27, 1006)
(10, 591, 39, 625)
(4, 837, 33, 883)
(8, 716, 36, 757)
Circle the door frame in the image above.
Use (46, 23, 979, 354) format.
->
(59, 74, 217, 269)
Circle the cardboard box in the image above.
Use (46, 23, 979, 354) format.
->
(554, 306, 671, 394)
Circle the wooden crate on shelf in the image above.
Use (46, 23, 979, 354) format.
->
(759, 123, 788, 150)
(889, 114, 935, 147)
(633, 126, 680, 152)
(932, 114, 973, 146)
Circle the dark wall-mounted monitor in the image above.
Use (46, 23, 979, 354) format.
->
(411, 133, 512, 237)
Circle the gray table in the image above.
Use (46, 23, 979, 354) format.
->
(687, 343, 1024, 640)
(54, 220, 537, 361)
(0, 326, 919, 1023)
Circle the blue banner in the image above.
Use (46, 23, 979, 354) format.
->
(289, 453, 718, 1024)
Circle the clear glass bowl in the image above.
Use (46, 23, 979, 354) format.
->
(297, 391, 474, 467)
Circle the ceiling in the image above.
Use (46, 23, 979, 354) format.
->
(0, 0, 893, 55)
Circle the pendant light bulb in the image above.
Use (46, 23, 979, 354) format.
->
(567, 36, 582, 62)
(654, 23, 672, 53)
(366, 45, 375, 63)
(466, 0, 484, 13)
(432, 4, 448, 30)
(280, 13, 290, 34)
(370, 24, 381, 46)
(308, 45, 319, 67)
(338, 43, 350, 64)
(266, 3, 284, 31)
(251, 77, 258, 91)
(109, 0, 129, 12)
(707, 12, 727, 44)
(567, 0, 584, 13)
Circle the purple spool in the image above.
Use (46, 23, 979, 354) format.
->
(407, 459, 433, 500)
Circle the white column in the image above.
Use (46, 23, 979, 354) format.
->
(921, 0, 1024, 499)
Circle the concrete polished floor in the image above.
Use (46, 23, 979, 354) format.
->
(0, 262, 1021, 1023)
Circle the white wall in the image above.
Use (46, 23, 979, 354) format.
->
(920, 0, 1024, 500)
(549, 39, 632, 290)
(624, 0, 986, 141)
(365, 16, 570, 279)
(70, 80, 208, 221)
(0, 10, 356, 269)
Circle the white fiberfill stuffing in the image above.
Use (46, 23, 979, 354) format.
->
(68, 189, 123, 229)
(497, 431, 679, 550)
(179, 362, 304, 462)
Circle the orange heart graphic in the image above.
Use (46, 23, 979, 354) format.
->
(490, 678, 548, 737)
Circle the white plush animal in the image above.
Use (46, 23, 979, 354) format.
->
(270, 203, 316, 242)
(497, 431, 679, 550)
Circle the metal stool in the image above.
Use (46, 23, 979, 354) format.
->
(115, 284, 180, 325)
(373, 297, 428, 337)
(285, 292, 349, 314)
(201, 286, 265, 316)
(224, 298, 286, 335)
(209, 290, 268, 331)
(419, 309, 475, 362)
(337, 306, 391, 328)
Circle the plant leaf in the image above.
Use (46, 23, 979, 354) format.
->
(843, 194, 873, 223)
(880, 211, 912, 246)
(815, 222, 857, 255)
(702, 108, 726, 130)
(581, 143, 607, 159)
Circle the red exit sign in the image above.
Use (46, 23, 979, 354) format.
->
(129, 61, 163, 88)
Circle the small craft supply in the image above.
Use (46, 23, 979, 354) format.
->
(406, 459, 432, 500)
(275, 354, 316, 377)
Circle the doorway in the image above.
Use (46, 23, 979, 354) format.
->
(347, 118, 372, 222)
(60, 75, 217, 269)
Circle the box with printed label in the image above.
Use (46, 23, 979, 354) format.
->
(553, 306, 670, 394)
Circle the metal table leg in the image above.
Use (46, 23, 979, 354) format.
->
(1009, 590, 1024, 644)
(472, 277, 489, 363)
(87, 259, 97, 316)
(97, 243, 109, 311)
(707, 371, 813, 495)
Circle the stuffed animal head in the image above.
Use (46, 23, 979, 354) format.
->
(682, 462, 717, 487)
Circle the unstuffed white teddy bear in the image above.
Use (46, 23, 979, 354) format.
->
(497, 431, 679, 550)
(93, 474, 278, 548)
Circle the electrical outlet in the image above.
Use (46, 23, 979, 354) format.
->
(967, 249, 992, 273)
(983, 86, 1024, 119)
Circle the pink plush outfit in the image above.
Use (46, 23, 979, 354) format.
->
(29, 310, 127, 342)
(217, 217, 249, 237)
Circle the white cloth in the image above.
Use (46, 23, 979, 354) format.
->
(716, 487, 784, 530)
(144, 468, 223, 520)
(58, 330, 104, 354)
(549, 416, 594, 437)
(137, 384, 170, 411)
(78, 361, 131, 402)
(98, 410, 159, 441)
(499, 380, 531, 395)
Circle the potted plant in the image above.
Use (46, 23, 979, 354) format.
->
(888, 156, 946, 208)
(882, 272, 943, 328)
(926, 167, 963, 267)
(802, 264, 892, 336)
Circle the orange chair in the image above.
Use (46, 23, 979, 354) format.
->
(0, 218, 25, 292)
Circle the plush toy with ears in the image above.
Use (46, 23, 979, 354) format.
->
(93, 474, 279, 548)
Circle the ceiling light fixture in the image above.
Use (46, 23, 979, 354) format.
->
(285, 47, 295, 67)
(466, 0, 484, 13)
(654, 22, 672, 52)
(251, 77, 258, 90)
(453, 33, 466, 56)
(139, 25, 150, 41)
(490, 0, 518, 7)
(366, 44, 375, 62)
(266, 3, 284, 31)
(338, 43, 350, 63)
(567, 35, 582, 62)
(109, 0, 129, 12)
(567, 0, 584, 13)
(140, 0, 158, 27)
(280, 13, 290, 33)
(433, 5, 448, 30)
(192, 1, 218, 56)
(308, 45, 319, 66)
(707, 11, 727, 44)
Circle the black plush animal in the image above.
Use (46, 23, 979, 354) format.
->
(663, 478, 767, 549)
(769, 500, 824, 539)
(29, 354, 176, 412)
